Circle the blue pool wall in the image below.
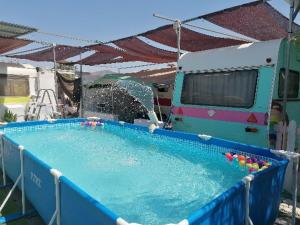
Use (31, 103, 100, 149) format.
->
(0, 118, 288, 225)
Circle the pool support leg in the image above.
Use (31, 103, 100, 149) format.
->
(0, 142, 36, 225)
(19, 145, 26, 215)
(0, 145, 26, 214)
(0, 174, 22, 213)
(47, 210, 57, 225)
(243, 175, 254, 225)
(49, 169, 62, 225)
(0, 132, 6, 186)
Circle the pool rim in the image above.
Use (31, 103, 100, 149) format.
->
(0, 118, 289, 225)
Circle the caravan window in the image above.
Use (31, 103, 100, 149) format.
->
(181, 70, 258, 108)
(0, 75, 29, 96)
(278, 69, 299, 98)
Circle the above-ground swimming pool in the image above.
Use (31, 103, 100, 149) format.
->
(0, 119, 288, 225)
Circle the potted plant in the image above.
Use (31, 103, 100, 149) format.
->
(3, 109, 17, 122)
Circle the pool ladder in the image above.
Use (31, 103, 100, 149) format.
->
(25, 89, 62, 121)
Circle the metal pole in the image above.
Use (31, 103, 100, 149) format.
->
(19, 145, 26, 215)
(79, 53, 83, 117)
(282, 3, 294, 150)
(280, 2, 299, 223)
(111, 85, 114, 118)
(0, 132, 6, 186)
(155, 93, 163, 121)
(153, 14, 182, 63)
(52, 43, 58, 100)
(174, 20, 181, 63)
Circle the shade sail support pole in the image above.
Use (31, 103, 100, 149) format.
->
(153, 14, 181, 65)
(282, 1, 300, 151)
(52, 43, 58, 104)
(79, 52, 83, 117)
(174, 20, 181, 63)
(282, 3, 294, 150)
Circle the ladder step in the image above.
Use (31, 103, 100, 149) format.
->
(37, 103, 47, 107)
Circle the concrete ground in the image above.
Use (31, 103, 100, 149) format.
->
(274, 194, 300, 225)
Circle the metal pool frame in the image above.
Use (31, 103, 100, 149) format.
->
(0, 118, 289, 225)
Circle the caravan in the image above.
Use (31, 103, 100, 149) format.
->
(171, 38, 300, 148)
(0, 62, 58, 121)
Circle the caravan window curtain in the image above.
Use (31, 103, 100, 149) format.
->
(181, 70, 258, 108)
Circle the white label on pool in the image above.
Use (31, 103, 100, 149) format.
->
(30, 172, 42, 188)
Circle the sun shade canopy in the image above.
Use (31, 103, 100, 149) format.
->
(12, 45, 86, 62)
(202, 1, 300, 41)
(4, 1, 298, 65)
(78, 38, 177, 65)
(77, 52, 132, 65)
(113, 37, 177, 63)
(0, 37, 33, 54)
(0, 21, 37, 38)
(124, 68, 176, 85)
(143, 25, 246, 51)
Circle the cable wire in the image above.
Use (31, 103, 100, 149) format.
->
(2, 46, 50, 57)
(37, 30, 103, 44)
(182, 23, 257, 42)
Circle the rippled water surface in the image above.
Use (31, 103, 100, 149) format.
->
(6, 123, 247, 225)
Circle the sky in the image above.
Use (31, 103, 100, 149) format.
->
(0, 0, 299, 72)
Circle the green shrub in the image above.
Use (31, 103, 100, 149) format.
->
(3, 109, 17, 122)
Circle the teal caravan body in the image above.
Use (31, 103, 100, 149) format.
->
(171, 39, 300, 148)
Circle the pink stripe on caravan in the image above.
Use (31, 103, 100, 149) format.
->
(172, 106, 267, 126)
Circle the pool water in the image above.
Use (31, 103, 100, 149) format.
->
(5, 123, 248, 225)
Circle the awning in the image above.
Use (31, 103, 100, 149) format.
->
(143, 25, 246, 52)
(0, 37, 32, 54)
(202, 1, 300, 41)
(12, 45, 86, 62)
(0, 21, 37, 38)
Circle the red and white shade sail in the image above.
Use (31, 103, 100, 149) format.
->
(202, 1, 300, 41)
(0, 37, 32, 54)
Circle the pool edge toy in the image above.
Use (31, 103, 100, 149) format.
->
(81, 121, 104, 127)
(225, 152, 272, 174)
